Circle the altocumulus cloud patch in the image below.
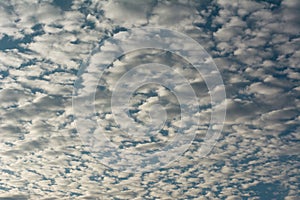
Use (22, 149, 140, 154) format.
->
(0, 0, 299, 199)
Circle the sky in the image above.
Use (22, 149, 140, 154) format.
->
(0, 0, 299, 199)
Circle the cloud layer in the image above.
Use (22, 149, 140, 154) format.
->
(0, 0, 299, 199)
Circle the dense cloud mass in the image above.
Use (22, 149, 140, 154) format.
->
(0, 0, 299, 199)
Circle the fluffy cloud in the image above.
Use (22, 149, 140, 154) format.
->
(0, 0, 299, 199)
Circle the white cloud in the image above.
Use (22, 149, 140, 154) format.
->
(0, 0, 299, 199)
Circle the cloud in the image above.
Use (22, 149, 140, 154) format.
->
(0, 0, 299, 199)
